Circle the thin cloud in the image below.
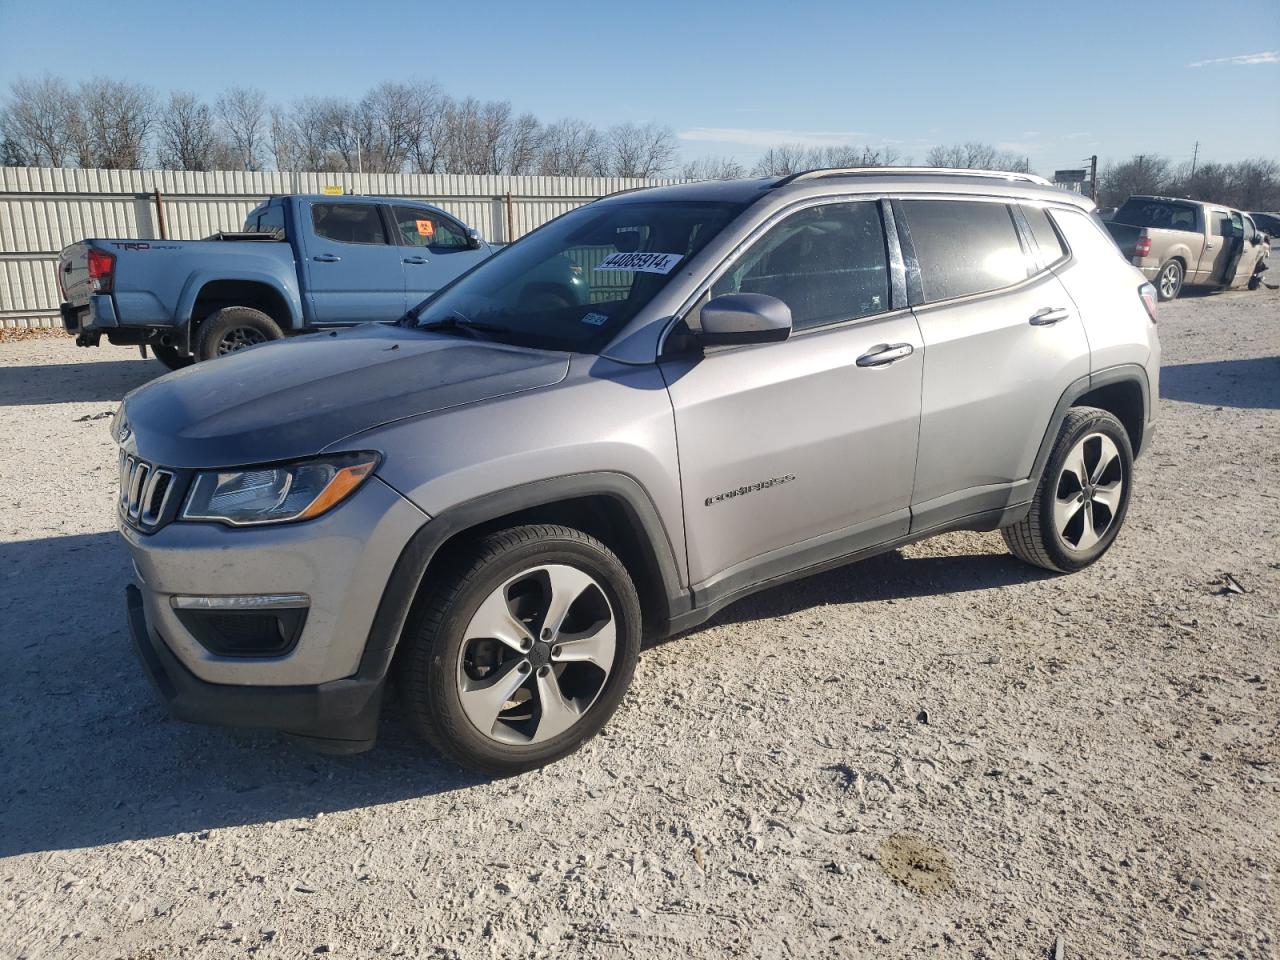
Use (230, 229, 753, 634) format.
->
(1188, 51, 1279, 67)
(677, 127, 871, 148)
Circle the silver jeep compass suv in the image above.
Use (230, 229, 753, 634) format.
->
(118, 168, 1161, 774)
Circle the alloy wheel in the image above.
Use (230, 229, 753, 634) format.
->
(1159, 263, 1180, 299)
(217, 327, 268, 354)
(1053, 432, 1125, 551)
(456, 564, 616, 745)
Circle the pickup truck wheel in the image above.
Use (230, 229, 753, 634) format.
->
(1156, 260, 1183, 301)
(399, 524, 641, 775)
(195, 306, 284, 361)
(151, 343, 194, 371)
(1002, 406, 1134, 573)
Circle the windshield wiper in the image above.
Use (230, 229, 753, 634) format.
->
(418, 312, 512, 340)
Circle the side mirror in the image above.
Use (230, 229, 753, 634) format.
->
(465, 228, 483, 250)
(697, 293, 792, 346)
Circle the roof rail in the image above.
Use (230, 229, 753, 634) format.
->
(773, 166, 1053, 188)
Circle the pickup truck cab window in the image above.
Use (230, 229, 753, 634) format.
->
(393, 205, 469, 250)
(900, 199, 1027, 302)
(311, 202, 389, 245)
(708, 201, 890, 331)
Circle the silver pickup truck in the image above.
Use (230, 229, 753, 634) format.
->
(1104, 196, 1269, 300)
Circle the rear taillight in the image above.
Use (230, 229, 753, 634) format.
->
(87, 248, 115, 293)
(1134, 236, 1151, 258)
(1138, 282, 1158, 324)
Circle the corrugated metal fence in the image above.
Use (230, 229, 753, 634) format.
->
(0, 166, 678, 328)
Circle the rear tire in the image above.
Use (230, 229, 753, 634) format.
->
(398, 524, 641, 776)
(1155, 259, 1183, 301)
(1003, 406, 1134, 573)
(195, 306, 284, 362)
(151, 342, 193, 371)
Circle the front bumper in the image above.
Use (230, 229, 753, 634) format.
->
(127, 584, 383, 752)
(121, 473, 429, 751)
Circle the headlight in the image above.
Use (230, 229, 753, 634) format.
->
(181, 452, 380, 526)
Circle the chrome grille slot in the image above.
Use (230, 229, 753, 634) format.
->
(118, 454, 177, 530)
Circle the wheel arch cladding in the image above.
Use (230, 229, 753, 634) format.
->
(190, 278, 297, 329)
(1072, 378, 1146, 456)
(359, 473, 686, 685)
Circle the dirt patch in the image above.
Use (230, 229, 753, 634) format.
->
(877, 833, 955, 895)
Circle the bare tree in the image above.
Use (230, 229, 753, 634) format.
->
(501, 112, 543, 174)
(600, 122, 677, 178)
(1, 75, 77, 166)
(0, 130, 30, 165)
(72, 78, 156, 168)
(538, 118, 603, 176)
(1097, 154, 1173, 208)
(411, 85, 451, 174)
(357, 82, 425, 174)
(680, 155, 747, 180)
(216, 86, 267, 170)
(925, 142, 1030, 172)
(268, 105, 299, 171)
(156, 91, 219, 170)
(285, 97, 345, 172)
(750, 142, 905, 177)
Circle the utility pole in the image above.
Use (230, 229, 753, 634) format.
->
(1190, 140, 1199, 178)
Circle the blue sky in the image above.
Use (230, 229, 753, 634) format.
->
(1, 0, 1277, 174)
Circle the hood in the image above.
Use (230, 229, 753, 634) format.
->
(122, 323, 569, 468)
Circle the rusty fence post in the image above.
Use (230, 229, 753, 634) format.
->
(152, 187, 168, 240)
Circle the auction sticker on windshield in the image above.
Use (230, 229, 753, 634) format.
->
(595, 252, 684, 274)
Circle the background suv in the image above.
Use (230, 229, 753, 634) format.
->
(118, 168, 1161, 774)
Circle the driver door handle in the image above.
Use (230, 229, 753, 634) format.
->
(856, 343, 914, 367)
(1030, 306, 1070, 326)
(402, 256, 429, 265)
(312, 253, 341, 263)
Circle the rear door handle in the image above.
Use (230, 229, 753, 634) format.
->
(402, 256, 429, 265)
(312, 253, 341, 263)
(1030, 306, 1070, 326)
(856, 342, 914, 367)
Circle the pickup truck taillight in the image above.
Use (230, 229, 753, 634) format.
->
(1138, 282, 1157, 324)
(87, 248, 115, 293)
(1134, 236, 1151, 258)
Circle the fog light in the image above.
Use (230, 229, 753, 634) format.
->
(170, 594, 308, 657)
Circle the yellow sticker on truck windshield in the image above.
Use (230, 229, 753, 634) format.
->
(595, 252, 683, 274)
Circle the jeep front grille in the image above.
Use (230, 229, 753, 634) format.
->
(119, 452, 176, 529)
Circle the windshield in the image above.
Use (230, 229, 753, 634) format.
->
(1112, 198, 1198, 231)
(411, 199, 746, 352)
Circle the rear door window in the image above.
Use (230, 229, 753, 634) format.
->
(709, 201, 890, 331)
(901, 199, 1028, 302)
(310, 203, 389, 245)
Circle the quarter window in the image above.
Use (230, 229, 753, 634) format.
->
(310, 203, 388, 245)
(1021, 204, 1066, 269)
(902, 200, 1028, 302)
(709, 201, 890, 331)
(393, 205, 469, 249)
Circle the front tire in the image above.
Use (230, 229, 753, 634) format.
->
(1003, 406, 1134, 573)
(195, 306, 284, 362)
(1155, 259, 1183, 301)
(399, 524, 642, 775)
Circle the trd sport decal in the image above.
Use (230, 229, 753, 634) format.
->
(704, 474, 796, 507)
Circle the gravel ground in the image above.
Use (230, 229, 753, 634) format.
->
(1, 289, 1277, 960)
